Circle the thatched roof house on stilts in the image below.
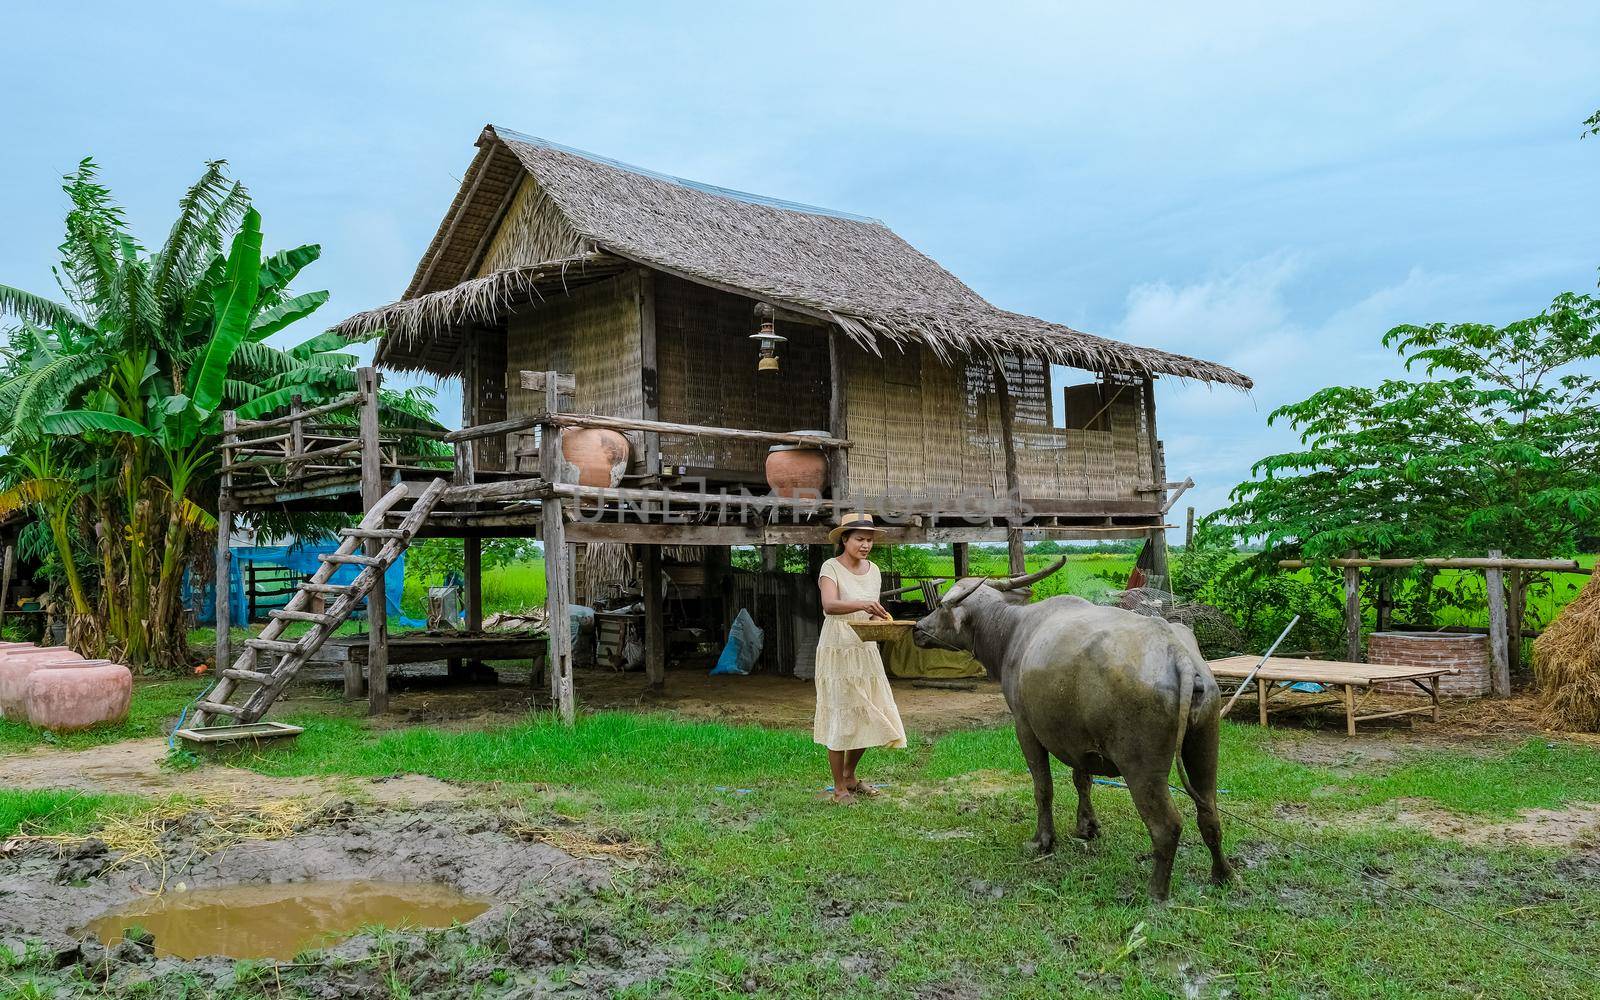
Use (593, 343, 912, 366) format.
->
(199, 125, 1249, 728)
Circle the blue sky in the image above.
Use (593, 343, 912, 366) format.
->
(3, 2, 1597, 520)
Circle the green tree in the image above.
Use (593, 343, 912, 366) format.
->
(0, 159, 362, 668)
(1212, 292, 1600, 565)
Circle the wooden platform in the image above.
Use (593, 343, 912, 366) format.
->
(1208, 655, 1458, 736)
(331, 631, 546, 697)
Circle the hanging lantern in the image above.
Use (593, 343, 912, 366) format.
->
(750, 302, 785, 372)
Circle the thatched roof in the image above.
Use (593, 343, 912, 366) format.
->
(351, 126, 1250, 388)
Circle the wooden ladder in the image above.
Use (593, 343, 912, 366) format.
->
(192, 478, 448, 727)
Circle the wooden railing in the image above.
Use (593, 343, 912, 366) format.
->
(220, 368, 451, 490)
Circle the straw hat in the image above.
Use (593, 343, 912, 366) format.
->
(828, 512, 885, 544)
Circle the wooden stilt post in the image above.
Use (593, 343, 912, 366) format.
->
(952, 542, 970, 579)
(827, 328, 850, 506)
(642, 544, 665, 690)
(358, 367, 389, 716)
(1142, 376, 1170, 590)
(1486, 549, 1510, 698)
(0, 543, 12, 637)
(539, 371, 575, 723)
(464, 537, 483, 633)
(1343, 554, 1362, 663)
(1185, 507, 1195, 550)
(1507, 569, 1525, 677)
(216, 412, 236, 674)
(992, 361, 1027, 576)
(1376, 576, 1393, 633)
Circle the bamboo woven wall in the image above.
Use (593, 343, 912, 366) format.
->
(843, 343, 1152, 507)
(654, 275, 829, 477)
(475, 176, 587, 276)
(504, 273, 643, 414)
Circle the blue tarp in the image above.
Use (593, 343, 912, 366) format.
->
(188, 541, 418, 627)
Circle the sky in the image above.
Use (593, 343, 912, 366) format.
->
(2, 2, 1597, 523)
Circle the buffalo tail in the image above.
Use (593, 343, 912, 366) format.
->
(1170, 641, 1202, 804)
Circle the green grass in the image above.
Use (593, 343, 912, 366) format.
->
(205, 708, 1600, 997)
(0, 788, 129, 838)
(0, 678, 209, 755)
(9, 675, 1600, 996)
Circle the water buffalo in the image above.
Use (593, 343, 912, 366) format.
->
(912, 559, 1232, 900)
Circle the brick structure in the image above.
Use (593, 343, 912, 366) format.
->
(1366, 631, 1490, 698)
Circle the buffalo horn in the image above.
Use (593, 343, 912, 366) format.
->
(986, 556, 1069, 592)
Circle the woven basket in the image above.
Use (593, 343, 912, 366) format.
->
(849, 620, 917, 643)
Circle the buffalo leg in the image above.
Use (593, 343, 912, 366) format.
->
(1125, 769, 1182, 901)
(1181, 716, 1233, 884)
(1071, 767, 1100, 840)
(1015, 720, 1056, 854)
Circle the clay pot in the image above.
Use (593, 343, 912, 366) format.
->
(24, 659, 131, 732)
(766, 431, 831, 499)
(0, 649, 85, 718)
(560, 428, 631, 488)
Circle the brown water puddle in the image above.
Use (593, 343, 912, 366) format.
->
(83, 880, 491, 960)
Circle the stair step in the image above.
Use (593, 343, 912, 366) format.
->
(299, 583, 350, 595)
(195, 700, 245, 717)
(221, 667, 273, 684)
(269, 609, 338, 625)
(319, 552, 383, 567)
(339, 527, 406, 540)
(246, 638, 306, 655)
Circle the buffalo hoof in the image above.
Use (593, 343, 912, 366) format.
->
(1027, 832, 1056, 856)
(1074, 818, 1100, 841)
(1211, 860, 1235, 885)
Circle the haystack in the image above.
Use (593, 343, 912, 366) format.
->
(1533, 571, 1600, 731)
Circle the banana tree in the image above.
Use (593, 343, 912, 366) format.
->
(0, 159, 360, 668)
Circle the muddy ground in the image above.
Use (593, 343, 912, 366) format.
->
(0, 803, 668, 998)
(279, 665, 1016, 737)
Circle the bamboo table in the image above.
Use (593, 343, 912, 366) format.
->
(1208, 656, 1457, 736)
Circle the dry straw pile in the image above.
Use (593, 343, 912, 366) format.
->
(1533, 571, 1600, 731)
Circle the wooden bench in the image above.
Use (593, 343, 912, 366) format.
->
(1208, 656, 1458, 736)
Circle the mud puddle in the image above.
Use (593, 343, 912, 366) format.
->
(82, 879, 492, 960)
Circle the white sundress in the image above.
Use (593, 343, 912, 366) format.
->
(813, 558, 907, 751)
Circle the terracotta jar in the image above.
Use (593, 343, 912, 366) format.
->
(0, 649, 85, 718)
(561, 428, 631, 488)
(24, 659, 131, 732)
(766, 431, 831, 499)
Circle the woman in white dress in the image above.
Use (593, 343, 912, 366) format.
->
(814, 512, 907, 803)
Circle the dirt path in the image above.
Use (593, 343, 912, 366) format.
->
(0, 739, 465, 805)
(278, 667, 1014, 736)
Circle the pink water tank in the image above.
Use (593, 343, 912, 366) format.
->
(24, 659, 131, 731)
(0, 648, 86, 718)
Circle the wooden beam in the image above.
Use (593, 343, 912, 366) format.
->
(358, 367, 389, 716)
(827, 327, 850, 505)
(638, 270, 660, 476)
(216, 413, 236, 674)
(1279, 556, 1588, 573)
(415, 141, 497, 295)
(1343, 557, 1362, 662)
(0, 543, 11, 636)
(539, 371, 576, 723)
(952, 542, 970, 578)
(1508, 569, 1525, 680)
(1486, 549, 1510, 698)
(518, 370, 578, 394)
(233, 393, 359, 432)
(464, 536, 483, 633)
(1184, 507, 1196, 549)
(642, 545, 664, 689)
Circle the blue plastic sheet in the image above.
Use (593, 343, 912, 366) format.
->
(187, 541, 418, 628)
(711, 609, 763, 675)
